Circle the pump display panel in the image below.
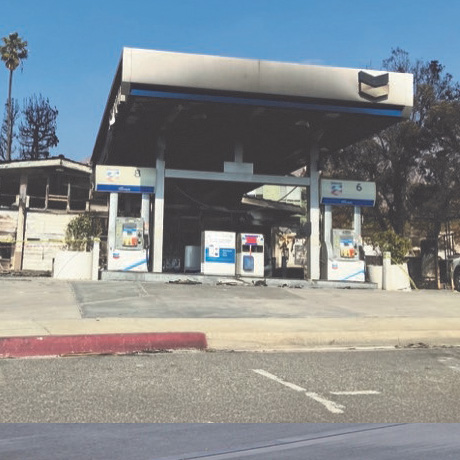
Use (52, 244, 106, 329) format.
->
(115, 218, 144, 250)
(332, 229, 359, 260)
(321, 228, 365, 282)
(108, 217, 148, 272)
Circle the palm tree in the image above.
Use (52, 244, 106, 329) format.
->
(0, 32, 28, 161)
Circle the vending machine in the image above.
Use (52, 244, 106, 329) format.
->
(108, 217, 149, 272)
(236, 233, 265, 277)
(201, 231, 236, 276)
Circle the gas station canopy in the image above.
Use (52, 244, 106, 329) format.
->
(91, 48, 413, 279)
(92, 48, 412, 182)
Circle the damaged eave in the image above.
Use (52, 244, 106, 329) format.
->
(0, 158, 91, 174)
(241, 196, 303, 214)
(92, 53, 125, 164)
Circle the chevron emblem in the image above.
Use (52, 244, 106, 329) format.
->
(358, 71, 389, 100)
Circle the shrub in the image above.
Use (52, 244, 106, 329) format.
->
(371, 229, 412, 264)
(65, 213, 102, 252)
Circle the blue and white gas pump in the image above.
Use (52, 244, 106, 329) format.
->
(95, 165, 156, 272)
(320, 179, 376, 282)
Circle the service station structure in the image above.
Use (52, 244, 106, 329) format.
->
(91, 48, 413, 280)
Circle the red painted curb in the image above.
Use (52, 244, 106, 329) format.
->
(0, 332, 207, 358)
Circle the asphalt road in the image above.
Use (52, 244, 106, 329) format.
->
(0, 423, 459, 459)
(1, 348, 460, 423)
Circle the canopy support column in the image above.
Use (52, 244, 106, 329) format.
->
(308, 143, 321, 280)
(153, 137, 165, 273)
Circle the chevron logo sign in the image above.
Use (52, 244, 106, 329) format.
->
(358, 71, 389, 100)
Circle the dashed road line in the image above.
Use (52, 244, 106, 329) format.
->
(252, 369, 345, 414)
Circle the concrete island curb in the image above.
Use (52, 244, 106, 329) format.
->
(0, 332, 208, 358)
(2, 316, 460, 356)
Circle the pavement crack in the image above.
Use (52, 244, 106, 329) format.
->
(155, 424, 408, 459)
(35, 322, 52, 335)
(79, 294, 156, 307)
(68, 281, 85, 317)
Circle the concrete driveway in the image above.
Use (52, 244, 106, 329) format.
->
(1, 278, 460, 351)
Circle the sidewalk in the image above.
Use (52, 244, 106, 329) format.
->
(1, 277, 459, 357)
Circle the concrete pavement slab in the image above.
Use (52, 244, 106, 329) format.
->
(73, 282, 460, 319)
(0, 279, 81, 320)
(1, 278, 460, 354)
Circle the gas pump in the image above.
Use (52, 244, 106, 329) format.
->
(95, 165, 155, 273)
(320, 179, 376, 282)
(107, 193, 150, 272)
(321, 206, 365, 281)
(236, 233, 264, 277)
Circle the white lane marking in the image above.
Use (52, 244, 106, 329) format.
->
(253, 369, 305, 392)
(438, 357, 460, 373)
(303, 392, 345, 414)
(330, 391, 380, 395)
(253, 369, 345, 414)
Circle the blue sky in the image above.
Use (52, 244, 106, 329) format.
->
(1, 0, 459, 162)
